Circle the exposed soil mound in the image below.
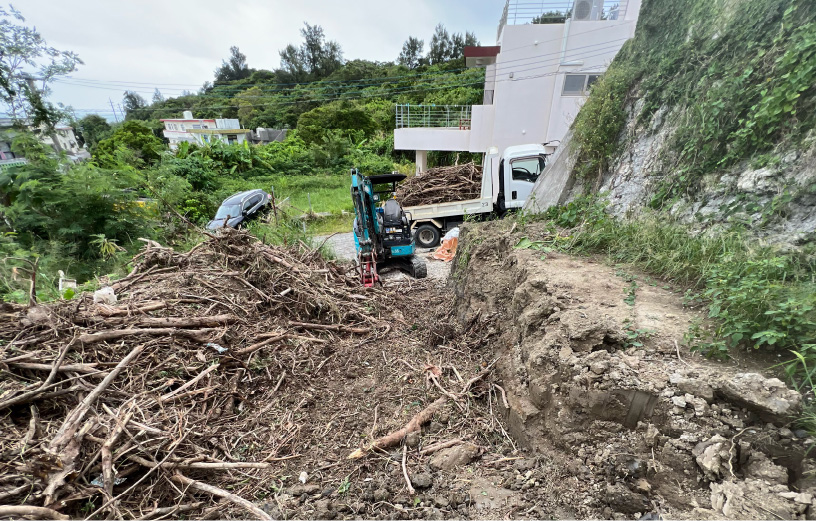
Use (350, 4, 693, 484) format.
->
(452, 220, 815, 519)
(396, 163, 482, 206)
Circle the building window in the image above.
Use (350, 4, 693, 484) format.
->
(227, 134, 237, 144)
(192, 124, 201, 129)
(562, 73, 602, 95)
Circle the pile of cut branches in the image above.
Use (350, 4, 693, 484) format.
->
(0, 230, 385, 520)
(395, 162, 482, 207)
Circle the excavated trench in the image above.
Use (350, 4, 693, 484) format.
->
(451, 220, 815, 519)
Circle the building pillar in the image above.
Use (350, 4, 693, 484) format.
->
(415, 150, 428, 176)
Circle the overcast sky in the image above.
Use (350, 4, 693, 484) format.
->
(20, 0, 501, 118)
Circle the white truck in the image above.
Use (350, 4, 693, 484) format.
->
(405, 144, 548, 248)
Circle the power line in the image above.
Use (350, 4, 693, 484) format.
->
(57, 39, 628, 110)
(57, 20, 636, 93)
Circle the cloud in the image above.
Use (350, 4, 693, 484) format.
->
(20, 0, 500, 113)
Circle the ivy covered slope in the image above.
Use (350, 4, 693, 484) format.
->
(570, 0, 816, 246)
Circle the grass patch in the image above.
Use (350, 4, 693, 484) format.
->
(535, 196, 816, 363)
(270, 174, 352, 216)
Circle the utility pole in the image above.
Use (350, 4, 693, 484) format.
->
(20, 73, 63, 153)
(109, 98, 120, 123)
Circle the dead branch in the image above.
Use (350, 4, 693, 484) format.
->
(349, 363, 495, 459)
(236, 334, 289, 355)
(50, 343, 147, 453)
(402, 445, 415, 495)
(78, 328, 214, 344)
(170, 473, 272, 520)
(395, 162, 482, 206)
(97, 301, 167, 317)
(289, 321, 368, 334)
(136, 314, 237, 328)
(134, 502, 204, 520)
(419, 438, 463, 455)
(158, 364, 220, 403)
(348, 396, 447, 459)
(10, 362, 100, 374)
(128, 454, 273, 470)
(0, 505, 69, 520)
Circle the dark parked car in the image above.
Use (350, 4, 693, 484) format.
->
(206, 189, 272, 230)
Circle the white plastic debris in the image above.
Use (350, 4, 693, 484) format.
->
(206, 342, 228, 354)
(93, 286, 117, 305)
(442, 227, 460, 241)
(91, 475, 126, 487)
(299, 471, 308, 484)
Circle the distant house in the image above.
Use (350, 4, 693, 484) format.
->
(0, 117, 88, 169)
(250, 128, 288, 145)
(161, 111, 251, 150)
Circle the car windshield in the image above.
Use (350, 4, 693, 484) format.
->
(214, 204, 242, 220)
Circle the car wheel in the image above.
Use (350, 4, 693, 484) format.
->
(415, 224, 441, 249)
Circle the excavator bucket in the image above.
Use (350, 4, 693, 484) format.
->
(359, 252, 379, 287)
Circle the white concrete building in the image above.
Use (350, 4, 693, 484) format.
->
(394, 0, 641, 172)
(0, 118, 88, 166)
(161, 111, 250, 150)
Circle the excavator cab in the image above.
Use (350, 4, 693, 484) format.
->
(351, 170, 427, 286)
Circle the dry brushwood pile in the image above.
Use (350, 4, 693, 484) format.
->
(395, 163, 482, 207)
(0, 229, 509, 520)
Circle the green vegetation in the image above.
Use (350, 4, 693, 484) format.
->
(0, 6, 487, 304)
(571, 0, 816, 200)
(533, 197, 815, 365)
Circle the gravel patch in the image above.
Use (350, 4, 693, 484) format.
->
(316, 232, 451, 282)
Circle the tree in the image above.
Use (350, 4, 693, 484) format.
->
(451, 31, 479, 59)
(94, 120, 164, 167)
(531, 11, 569, 24)
(236, 86, 264, 126)
(0, 5, 82, 127)
(427, 24, 452, 65)
(398, 37, 425, 69)
(152, 88, 164, 103)
(296, 102, 375, 144)
(76, 114, 110, 149)
(214, 46, 253, 83)
(278, 23, 344, 81)
(122, 91, 148, 119)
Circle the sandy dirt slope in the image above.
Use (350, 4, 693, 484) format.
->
(452, 220, 813, 519)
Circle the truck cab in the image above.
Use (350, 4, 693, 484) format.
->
(491, 144, 548, 213)
(405, 144, 548, 248)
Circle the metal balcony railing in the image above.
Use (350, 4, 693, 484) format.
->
(0, 158, 27, 171)
(395, 105, 472, 130)
(498, 0, 630, 39)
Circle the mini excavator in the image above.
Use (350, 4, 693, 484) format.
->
(350, 169, 427, 287)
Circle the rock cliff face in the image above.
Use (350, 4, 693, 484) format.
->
(597, 101, 816, 247)
(525, 0, 816, 248)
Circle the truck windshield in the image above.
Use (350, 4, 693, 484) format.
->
(510, 156, 545, 183)
(214, 204, 242, 219)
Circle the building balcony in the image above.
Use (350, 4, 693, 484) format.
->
(498, 0, 633, 39)
(0, 158, 27, 171)
(393, 104, 495, 154)
(395, 104, 472, 130)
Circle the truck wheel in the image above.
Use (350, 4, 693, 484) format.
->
(415, 224, 441, 249)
